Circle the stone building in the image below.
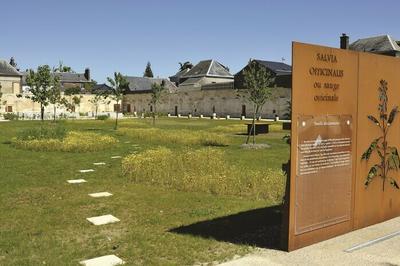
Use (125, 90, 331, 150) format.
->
(0, 62, 115, 117)
(21, 68, 92, 92)
(348, 35, 400, 57)
(123, 59, 291, 118)
(0, 59, 22, 112)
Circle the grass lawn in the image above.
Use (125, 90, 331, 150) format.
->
(0, 117, 289, 265)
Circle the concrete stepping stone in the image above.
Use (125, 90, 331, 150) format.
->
(87, 214, 120, 225)
(80, 254, 125, 265)
(89, 192, 113, 198)
(93, 162, 106, 166)
(124, 141, 131, 144)
(79, 169, 95, 173)
(67, 179, 87, 184)
(111, 156, 122, 159)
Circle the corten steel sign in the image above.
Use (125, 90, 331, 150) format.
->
(289, 42, 400, 251)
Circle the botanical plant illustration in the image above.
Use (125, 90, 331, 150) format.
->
(361, 80, 399, 191)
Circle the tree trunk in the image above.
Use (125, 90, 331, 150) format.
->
(253, 105, 260, 144)
(95, 105, 98, 119)
(153, 105, 156, 126)
(40, 104, 44, 121)
(246, 104, 257, 144)
(53, 105, 56, 122)
(114, 101, 119, 130)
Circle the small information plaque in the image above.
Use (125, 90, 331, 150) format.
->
(295, 115, 352, 235)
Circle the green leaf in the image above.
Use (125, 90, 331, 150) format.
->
(388, 146, 400, 170)
(367, 115, 380, 126)
(377, 149, 384, 160)
(365, 164, 380, 187)
(361, 138, 380, 161)
(388, 106, 398, 124)
(390, 178, 400, 189)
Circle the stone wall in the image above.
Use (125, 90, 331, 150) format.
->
(0, 76, 21, 94)
(0, 92, 117, 118)
(123, 87, 291, 119)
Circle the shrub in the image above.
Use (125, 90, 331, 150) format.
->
(122, 147, 285, 202)
(96, 115, 109, 120)
(13, 131, 118, 152)
(17, 124, 67, 141)
(3, 113, 19, 120)
(118, 128, 229, 146)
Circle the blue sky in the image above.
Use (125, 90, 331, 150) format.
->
(2, 0, 400, 82)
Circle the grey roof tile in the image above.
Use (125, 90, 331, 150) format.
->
(181, 60, 233, 78)
(349, 35, 400, 53)
(124, 76, 177, 93)
(0, 59, 21, 76)
(21, 71, 90, 85)
(255, 60, 292, 76)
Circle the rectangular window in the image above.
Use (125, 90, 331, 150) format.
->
(114, 104, 120, 112)
(6, 106, 13, 112)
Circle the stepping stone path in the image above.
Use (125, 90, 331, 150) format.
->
(124, 141, 131, 144)
(72, 158, 125, 263)
(79, 169, 95, 173)
(87, 214, 120, 225)
(67, 179, 87, 184)
(80, 255, 125, 266)
(89, 192, 113, 198)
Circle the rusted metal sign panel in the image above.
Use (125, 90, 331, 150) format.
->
(289, 42, 400, 251)
(295, 115, 352, 235)
(289, 42, 358, 251)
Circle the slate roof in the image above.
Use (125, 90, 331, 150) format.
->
(92, 83, 112, 93)
(169, 68, 190, 80)
(22, 71, 90, 85)
(179, 77, 203, 86)
(124, 76, 177, 93)
(53, 72, 91, 83)
(255, 60, 292, 76)
(181, 60, 233, 78)
(0, 59, 22, 77)
(349, 35, 400, 54)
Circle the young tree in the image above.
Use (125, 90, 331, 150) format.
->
(0, 85, 3, 113)
(48, 76, 62, 121)
(89, 93, 109, 119)
(9, 57, 18, 70)
(240, 60, 275, 144)
(62, 87, 82, 114)
(150, 80, 166, 125)
(25, 65, 57, 121)
(53, 60, 74, 73)
(106, 72, 129, 129)
(143, 62, 154, 78)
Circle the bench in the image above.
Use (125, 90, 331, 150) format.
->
(245, 123, 270, 135)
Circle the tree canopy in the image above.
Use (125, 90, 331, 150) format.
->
(143, 62, 154, 78)
(25, 65, 60, 120)
(106, 72, 129, 129)
(179, 61, 193, 71)
(240, 60, 276, 144)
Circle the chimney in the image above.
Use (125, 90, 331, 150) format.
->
(340, 33, 349, 49)
(84, 68, 90, 81)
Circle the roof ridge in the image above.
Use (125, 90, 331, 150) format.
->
(205, 59, 214, 76)
(387, 35, 400, 50)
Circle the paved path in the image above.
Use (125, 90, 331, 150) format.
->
(220, 216, 400, 266)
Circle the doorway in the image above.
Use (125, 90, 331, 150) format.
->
(241, 105, 246, 117)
